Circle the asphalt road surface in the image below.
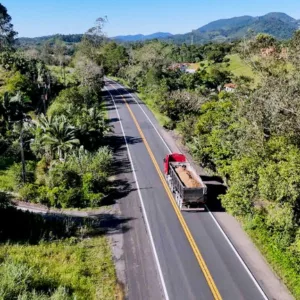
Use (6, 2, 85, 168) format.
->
(103, 79, 269, 300)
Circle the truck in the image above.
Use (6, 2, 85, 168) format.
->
(164, 153, 207, 211)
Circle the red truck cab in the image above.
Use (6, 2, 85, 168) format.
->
(164, 153, 186, 175)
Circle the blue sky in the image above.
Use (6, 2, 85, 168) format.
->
(3, 0, 300, 37)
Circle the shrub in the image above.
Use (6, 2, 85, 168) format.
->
(0, 192, 12, 209)
(7, 161, 36, 191)
(19, 184, 39, 202)
(162, 118, 175, 130)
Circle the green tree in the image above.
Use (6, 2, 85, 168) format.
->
(37, 115, 79, 160)
(53, 38, 67, 81)
(74, 56, 103, 93)
(1, 92, 31, 182)
(75, 106, 111, 150)
(0, 4, 17, 49)
(101, 42, 129, 75)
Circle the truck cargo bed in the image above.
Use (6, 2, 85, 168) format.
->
(169, 162, 207, 204)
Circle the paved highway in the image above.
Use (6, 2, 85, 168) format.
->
(104, 79, 269, 300)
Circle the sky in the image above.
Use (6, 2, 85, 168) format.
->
(3, 0, 300, 38)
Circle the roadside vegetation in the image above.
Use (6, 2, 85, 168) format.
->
(0, 6, 120, 299)
(102, 33, 300, 298)
(0, 236, 116, 300)
(0, 193, 118, 300)
(0, 11, 112, 209)
(3, 0, 300, 297)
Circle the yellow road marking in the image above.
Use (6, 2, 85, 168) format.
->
(110, 84, 222, 300)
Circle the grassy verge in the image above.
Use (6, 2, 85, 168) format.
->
(0, 157, 15, 192)
(0, 237, 118, 300)
(0, 205, 121, 299)
(108, 76, 172, 127)
(108, 76, 129, 88)
(245, 223, 300, 298)
(136, 92, 172, 127)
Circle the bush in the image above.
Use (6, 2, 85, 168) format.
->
(0, 259, 73, 299)
(17, 147, 113, 208)
(0, 192, 12, 209)
(7, 161, 36, 191)
(245, 215, 300, 298)
(19, 184, 39, 202)
(162, 118, 175, 130)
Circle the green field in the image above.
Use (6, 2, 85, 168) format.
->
(0, 236, 118, 299)
(195, 54, 259, 85)
(225, 54, 258, 80)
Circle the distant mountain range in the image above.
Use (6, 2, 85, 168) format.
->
(167, 12, 300, 44)
(17, 34, 84, 46)
(112, 32, 173, 42)
(17, 12, 300, 46)
(112, 12, 300, 43)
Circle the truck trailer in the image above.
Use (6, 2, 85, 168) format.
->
(164, 153, 207, 211)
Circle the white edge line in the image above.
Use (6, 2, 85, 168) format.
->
(105, 86, 170, 300)
(204, 206, 268, 300)
(108, 78, 269, 300)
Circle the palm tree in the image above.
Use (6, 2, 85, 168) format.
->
(2, 92, 31, 182)
(76, 106, 111, 150)
(39, 115, 79, 160)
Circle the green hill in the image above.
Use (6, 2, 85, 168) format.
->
(166, 12, 300, 44)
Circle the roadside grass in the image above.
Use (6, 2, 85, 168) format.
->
(48, 65, 77, 86)
(0, 237, 117, 300)
(136, 92, 172, 127)
(0, 205, 121, 299)
(0, 170, 14, 191)
(108, 76, 172, 128)
(245, 222, 300, 299)
(108, 76, 129, 88)
(0, 157, 15, 192)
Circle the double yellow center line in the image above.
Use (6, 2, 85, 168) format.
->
(111, 84, 222, 300)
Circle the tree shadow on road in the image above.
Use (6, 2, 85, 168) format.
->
(201, 175, 227, 212)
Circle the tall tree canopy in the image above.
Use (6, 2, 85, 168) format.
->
(0, 4, 17, 49)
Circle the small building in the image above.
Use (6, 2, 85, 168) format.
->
(169, 63, 189, 72)
(186, 68, 196, 74)
(224, 83, 237, 92)
(168, 63, 199, 73)
(260, 47, 276, 57)
(279, 48, 288, 60)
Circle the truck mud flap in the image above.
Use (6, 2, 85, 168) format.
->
(181, 207, 206, 212)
